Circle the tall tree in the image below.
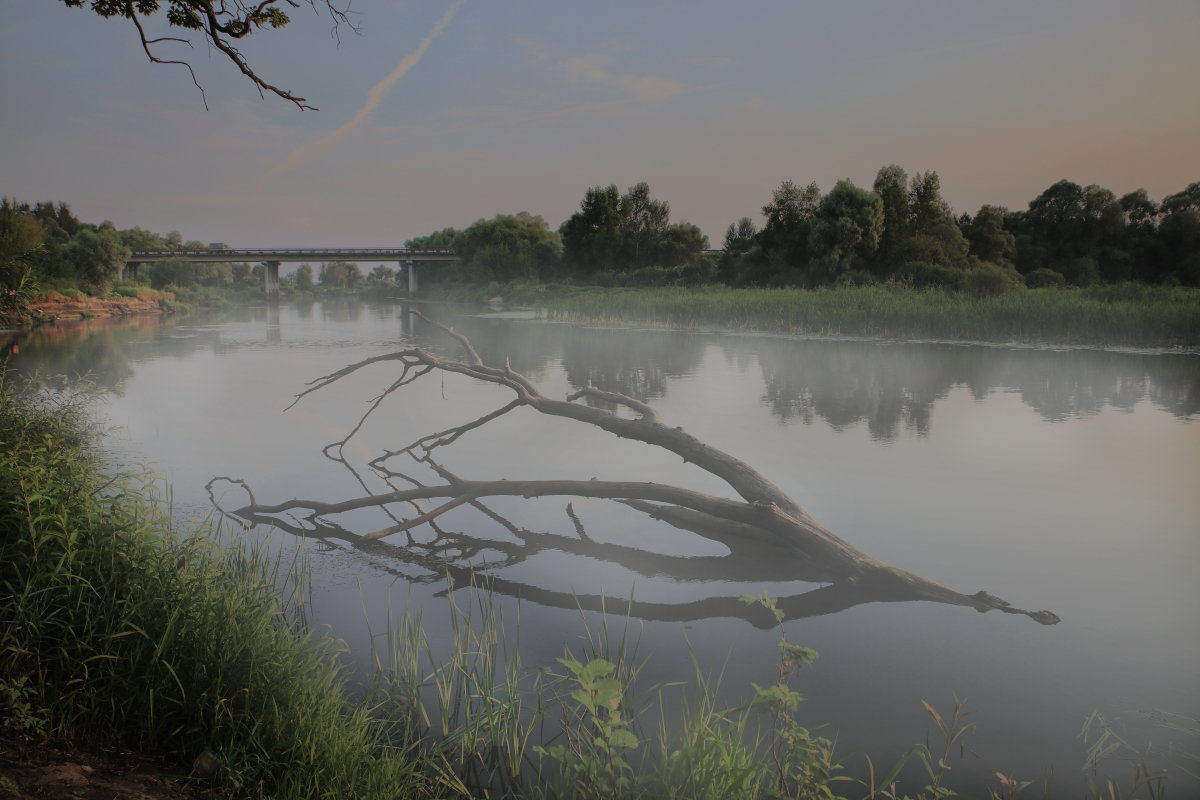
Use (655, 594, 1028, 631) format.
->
(873, 165, 910, 269)
(617, 183, 670, 269)
(723, 217, 758, 253)
(457, 212, 563, 282)
(1158, 182, 1200, 285)
(294, 263, 315, 290)
(1118, 189, 1163, 283)
(62, 223, 130, 293)
(31, 201, 81, 238)
(718, 216, 759, 285)
(895, 170, 969, 270)
(319, 261, 359, 289)
(908, 171, 948, 235)
(656, 222, 708, 268)
(808, 180, 883, 283)
(406, 227, 461, 251)
(759, 180, 820, 271)
(0, 200, 46, 303)
(366, 265, 395, 285)
(964, 206, 1016, 268)
(560, 185, 625, 274)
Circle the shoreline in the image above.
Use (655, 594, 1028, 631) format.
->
(27, 294, 168, 321)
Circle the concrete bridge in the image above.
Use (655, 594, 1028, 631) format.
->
(125, 247, 459, 296)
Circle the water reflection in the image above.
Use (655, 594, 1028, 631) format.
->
(3, 315, 160, 392)
(752, 338, 1197, 439)
(224, 481, 1058, 629)
(558, 328, 705, 408)
(4, 306, 1197, 430)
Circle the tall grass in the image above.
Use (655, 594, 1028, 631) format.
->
(0, 370, 425, 798)
(535, 284, 1200, 348)
(364, 584, 1186, 799)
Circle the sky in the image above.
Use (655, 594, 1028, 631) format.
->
(2, 0, 1198, 249)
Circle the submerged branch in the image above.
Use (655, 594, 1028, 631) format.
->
(218, 312, 1060, 627)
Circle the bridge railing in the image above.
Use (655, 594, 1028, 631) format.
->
(129, 248, 457, 258)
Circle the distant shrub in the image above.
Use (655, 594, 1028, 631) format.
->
(1024, 268, 1066, 289)
(898, 261, 965, 290)
(581, 265, 718, 288)
(680, 258, 719, 285)
(1056, 257, 1100, 287)
(833, 269, 877, 288)
(625, 266, 683, 287)
(964, 262, 1023, 296)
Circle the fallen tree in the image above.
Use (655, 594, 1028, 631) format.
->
(212, 312, 1059, 628)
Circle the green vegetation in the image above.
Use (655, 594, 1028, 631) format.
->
(4, 167, 1197, 331)
(509, 283, 1198, 348)
(366, 585, 1182, 799)
(404, 171, 1200, 292)
(0, 371, 424, 798)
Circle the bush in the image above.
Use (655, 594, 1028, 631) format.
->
(1024, 268, 1066, 289)
(834, 269, 877, 288)
(963, 262, 1024, 297)
(1056, 257, 1101, 287)
(897, 261, 965, 290)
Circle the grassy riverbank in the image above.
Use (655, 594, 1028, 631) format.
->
(430, 282, 1200, 348)
(0, 373, 425, 798)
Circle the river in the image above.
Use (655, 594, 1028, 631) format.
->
(6, 299, 1199, 795)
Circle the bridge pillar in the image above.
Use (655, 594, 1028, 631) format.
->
(264, 261, 280, 298)
(405, 260, 417, 294)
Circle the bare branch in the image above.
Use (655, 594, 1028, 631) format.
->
(566, 381, 663, 423)
(565, 502, 591, 541)
(323, 365, 435, 458)
(221, 317, 1060, 627)
(79, 0, 357, 110)
(193, 0, 318, 109)
(370, 398, 525, 469)
(125, 2, 210, 110)
(285, 351, 416, 411)
(362, 489, 484, 541)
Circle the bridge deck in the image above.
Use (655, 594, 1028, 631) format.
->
(127, 248, 458, 263)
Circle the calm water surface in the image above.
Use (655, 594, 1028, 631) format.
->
(7, 301, 1199, 794)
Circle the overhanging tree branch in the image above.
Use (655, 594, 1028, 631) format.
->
(60, 0, 355, 109)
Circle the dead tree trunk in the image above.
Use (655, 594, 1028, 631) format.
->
(214, 313, 1059, 627)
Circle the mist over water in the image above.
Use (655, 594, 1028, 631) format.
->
(7, 301, 1198, 794)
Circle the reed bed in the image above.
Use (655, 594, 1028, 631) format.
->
(534, 284, 1200, 348)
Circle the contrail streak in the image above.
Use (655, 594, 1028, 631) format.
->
(261, 0, 466, 184)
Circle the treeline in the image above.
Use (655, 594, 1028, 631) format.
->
(408, 170, 1200, 291)
(0, 194, 412, 302)
(717, 168, 1199, 291)
(5, 167, 1197, 305)
(407, 184, 710, 287)
(0, 198, 267, 304)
